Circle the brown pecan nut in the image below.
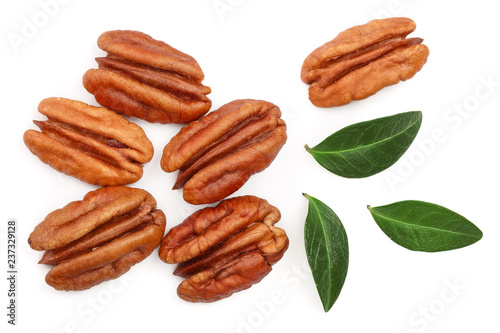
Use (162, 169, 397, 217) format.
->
(160, 99, 287, 205)
(158, 195, 288, 302)
(23, 97, 154, 186)
(301, 17, 429, 107)
(28, 186, 166, 291)
(83, 30, 212, 124)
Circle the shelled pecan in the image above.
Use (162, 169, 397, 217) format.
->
(160, 99, 287, 205)
(301, 17, 429, 107)
(158, 195, 288, 302)
(83, 30, 212, 124)
(28, 186, 166, 291)
(23, 97, 154, 186)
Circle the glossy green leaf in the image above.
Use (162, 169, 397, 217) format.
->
(305, 111, 422, 178)
(368, 200, 483, 252)
(303, 193, 349, 312)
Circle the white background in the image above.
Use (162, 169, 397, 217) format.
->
(2, 0, 499, 332)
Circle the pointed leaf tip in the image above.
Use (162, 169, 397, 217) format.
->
(368, 200, 483, 252)
(307, 111, 422, 178)
(304, 194, 349, 312)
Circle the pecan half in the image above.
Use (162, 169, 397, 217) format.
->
(158, 195, 288, 302)
(23, 97, 154, 186)
(83, 30, 212, 124)
(28, 186, 166, 291)
(301, 17, 429, 107)
(160, 99, 287, 205)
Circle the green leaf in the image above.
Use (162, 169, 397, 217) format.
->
(305, 111, 422, 178)
(368, 200, 483, 252)
(303, 193, 349, 312)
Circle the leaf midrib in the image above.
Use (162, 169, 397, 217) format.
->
(310, 198, 334, 305)
(310, 117, 419, 156)
(369, 207, 480, 238)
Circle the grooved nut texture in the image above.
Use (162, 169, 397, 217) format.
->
(28, 186, 166, 291)
(158, 195, 288, 302)
(23, 97, 154, 186)
(160, 99, 287, 205)
(301, 17, 429, 107)
(83, 30, 212, 124)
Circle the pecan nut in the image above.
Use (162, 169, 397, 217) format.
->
(301, 17, 429, 107)
(160, 99, 287, 205)
(83, 30, 212, 124)
(28, 186, 166, 291)
(158, 195, 288, 302)
(23, 97, 154, 186)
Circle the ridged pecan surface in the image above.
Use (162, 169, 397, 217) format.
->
(158, 195, 288, 302)
(28, 186, 166, 291)
(83, 30, 211, 124)
(160, 99, 287, 205)
(301, 17, 429, 107)
(23, 97, 154, 186)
